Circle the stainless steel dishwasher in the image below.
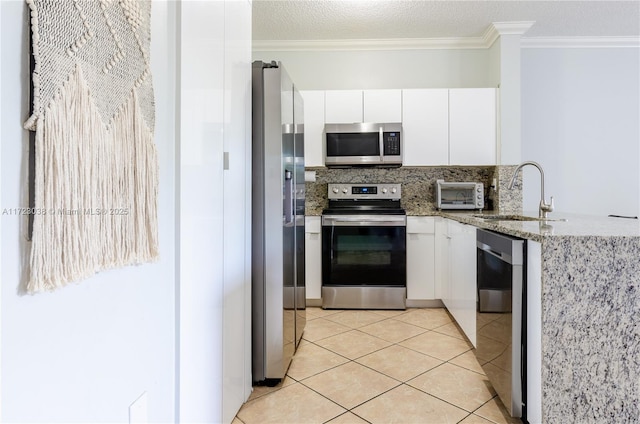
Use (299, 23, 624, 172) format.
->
(475, 229, 526, 419)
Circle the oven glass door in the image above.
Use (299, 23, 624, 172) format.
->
(322, 222, 406, 287)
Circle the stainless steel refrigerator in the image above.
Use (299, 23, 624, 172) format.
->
(251, 61, 305, 385)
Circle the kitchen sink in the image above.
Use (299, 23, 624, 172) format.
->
(473, 214, 567, 222)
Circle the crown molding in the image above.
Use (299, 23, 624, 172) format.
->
(521, 36, 640, 48)
(253, 22, 639, 52)
(484, 21, 536, 47)
(252, 37, 490, 52)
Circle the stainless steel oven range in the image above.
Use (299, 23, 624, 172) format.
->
(321, 183, 406, 310)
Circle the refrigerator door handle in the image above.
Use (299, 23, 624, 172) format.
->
(284, 169, 293, 224)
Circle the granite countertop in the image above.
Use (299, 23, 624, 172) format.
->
(440, 210, 640, 242)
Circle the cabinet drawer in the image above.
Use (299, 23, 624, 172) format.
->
(305, 216, 321, 233)
(407, 217, 435, 234)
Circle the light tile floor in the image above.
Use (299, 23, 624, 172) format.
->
(234, 308, 521, 424)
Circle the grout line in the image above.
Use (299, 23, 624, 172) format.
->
(338, 379, 404, 413)
(322, 410, 373, 424)
(446, 351, 488, 376)
(321, 313, 393, 329)
(296, 377, 353, 415)
(468, 394, 506, 424)
(401, 380, 481, 416)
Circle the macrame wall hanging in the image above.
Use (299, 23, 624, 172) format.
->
(24, 0, 158, 293)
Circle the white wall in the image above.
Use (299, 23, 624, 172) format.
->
(253, 48, 494, 90)
(1, 1, 253, 423)
(1, 1, 176, 422)
(521, 47, 640, 217)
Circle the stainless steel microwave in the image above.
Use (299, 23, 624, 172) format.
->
(436, 180, 484, 210)
(324, 123, 402, 167)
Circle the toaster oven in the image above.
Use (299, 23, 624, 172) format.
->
(436, 180, 484, 210)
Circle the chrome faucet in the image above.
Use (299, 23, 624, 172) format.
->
(508, 161, 554, 219)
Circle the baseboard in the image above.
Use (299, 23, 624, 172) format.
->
(406, 299, 445, 308)
(305, 298, 323, 307)
(306, 298, 444, 308)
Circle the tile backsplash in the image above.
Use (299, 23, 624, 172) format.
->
(305, 166, 522, 216)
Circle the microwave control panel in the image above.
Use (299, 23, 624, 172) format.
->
(383, 132, 401, 155)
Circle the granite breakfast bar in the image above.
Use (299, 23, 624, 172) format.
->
(448, 212, 640, 423)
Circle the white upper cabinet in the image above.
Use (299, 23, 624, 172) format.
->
(363, 89, 402, 123)
(324, 89, 402, 124)
(325, 90, 363, 123)
(449, 88, 497, 165)
(402, 89, 449, 166)
(316, 87, 497, 167)
(300, 90, 325, 167)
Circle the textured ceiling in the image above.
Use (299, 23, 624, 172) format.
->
(252, 1, 640, 41)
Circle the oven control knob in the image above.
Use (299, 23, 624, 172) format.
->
(382, 188, 388, 194)
(332, 187, 339, 194)
(477, 187, 482, 193)
(391, 187, 397, 194)
(477, 195, 482, 199)
(342, 188, 348, 194)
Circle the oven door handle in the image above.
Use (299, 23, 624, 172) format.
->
(322, 215, 406, 227)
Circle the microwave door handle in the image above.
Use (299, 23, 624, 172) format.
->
(379, 127, 384, 162)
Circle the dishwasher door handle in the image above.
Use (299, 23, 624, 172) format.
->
(477, 241, 514, 264)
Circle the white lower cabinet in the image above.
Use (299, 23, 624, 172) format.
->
(437, 218, 477, 346)
(406, 217, 436, 301)
(434, 218, 450, 302)
(305, 216, 322, 303)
